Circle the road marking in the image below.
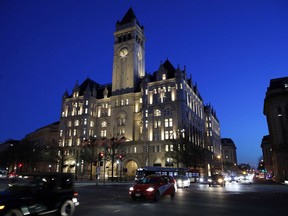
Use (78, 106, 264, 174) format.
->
(113, 209, 121, 213)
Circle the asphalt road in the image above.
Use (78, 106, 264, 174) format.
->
(74, 181, 288, 216)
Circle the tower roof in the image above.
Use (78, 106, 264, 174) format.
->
(119, 7, 137, 25)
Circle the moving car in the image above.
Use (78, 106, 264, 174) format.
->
(208, 174, 226, 187)
(129, 175, 177, 201)
(0, 172, 79, 216)
(174, 175, 190, 188)
(238, 174, 253, 184)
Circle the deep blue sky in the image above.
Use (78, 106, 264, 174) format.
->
(1, 0, 287, 167)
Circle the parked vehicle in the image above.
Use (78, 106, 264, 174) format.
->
(129, 175, 177, 201)
(174, 175, 190, 188)
(0, 172, 79, 216)
(208, 174, 226, 187)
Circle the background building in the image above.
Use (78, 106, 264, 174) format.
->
(264, 76, 288, 182)
(221, 138, 237, 173)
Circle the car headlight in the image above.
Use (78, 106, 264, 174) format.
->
(218, 179, 223, 183)
(208, 179, 212, 182)
(177, 180, 183, 184)
(129, 187, 134, 191)
(0, 205, 5, 210)
(146, 187, 154, 192)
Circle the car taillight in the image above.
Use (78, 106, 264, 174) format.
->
(74, 192, 78, 197)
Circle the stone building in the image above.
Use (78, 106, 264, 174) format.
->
(221, 138, 237, 173)
(58, 8, 221, 180)
(264, 76, 288, 182)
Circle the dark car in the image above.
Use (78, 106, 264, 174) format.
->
(208, 174, 225, 187)
(129, 175, 177, 201)
(0, 172, 79, 216)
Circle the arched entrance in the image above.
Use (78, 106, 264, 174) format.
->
(125, 160, 138, 180)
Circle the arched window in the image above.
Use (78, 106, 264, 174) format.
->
(101, 121, 107, 127)
(154, 109, 161, 116)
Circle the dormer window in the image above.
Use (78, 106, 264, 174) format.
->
(162, 74, 166, 80)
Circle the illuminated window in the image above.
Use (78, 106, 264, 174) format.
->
(73, 129, 77, 136)
(101, 130, 107, 137)
(84, 118, 87, 125)
(86, 100, 89, 105)
(101, 121, 107, 127)
(165, 145, 169, 152)
(164, 118, 173, 127)
(154, 120, 161, 128)
(74, 120, 79, 126)
(162, 74, 166, 80)
(90, 121, 94, 127)
(154, 109, 161, 116)
(68, 121, 72, 127)
(126, 99, 129, 105)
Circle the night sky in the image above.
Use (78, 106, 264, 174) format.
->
(1, 0, 288, 167)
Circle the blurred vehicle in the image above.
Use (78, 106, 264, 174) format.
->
(225, 175, 238, 183)
(174, 175, 190, 188)
(135, 166, 187, 182)
(0, 172, 79, 216)
(238, 174, 253, 184)
(0, 170, 7, 179)
(199, 176, 209, 184)
(129, 175, 177, 201)
(208, 174, 226, 187)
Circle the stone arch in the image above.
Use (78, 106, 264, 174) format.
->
(125, 160, 139, 180)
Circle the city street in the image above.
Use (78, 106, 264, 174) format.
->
(74, 181, 288, 216)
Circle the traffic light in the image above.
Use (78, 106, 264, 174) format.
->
(118, 155, 123, 161)
(18, 163, 23, 168)
(98, 152, 104, 161)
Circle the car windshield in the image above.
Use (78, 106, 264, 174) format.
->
(138, 176, 157, 184)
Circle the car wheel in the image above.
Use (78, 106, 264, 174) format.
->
(154, 191, 160, 201)
(4, 209, 23, 216)
(59, 200, 75, 216)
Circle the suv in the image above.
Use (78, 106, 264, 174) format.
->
(129, 175, 177, 201)
(0, 172, 79, 216)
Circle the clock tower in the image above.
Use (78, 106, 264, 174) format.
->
(112, 8, 145, 95)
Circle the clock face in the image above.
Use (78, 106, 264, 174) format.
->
(119, 47, 128, 57)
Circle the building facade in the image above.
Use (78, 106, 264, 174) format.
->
(264, 76, 288, 182)
(260, 135, 273, 177)
(221, 138, 237, 173)
(58, 8, 221, 180)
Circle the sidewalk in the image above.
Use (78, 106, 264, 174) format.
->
(74, 180, 133, 187)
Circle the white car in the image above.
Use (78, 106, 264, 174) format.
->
(174, 175, 190, 188)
